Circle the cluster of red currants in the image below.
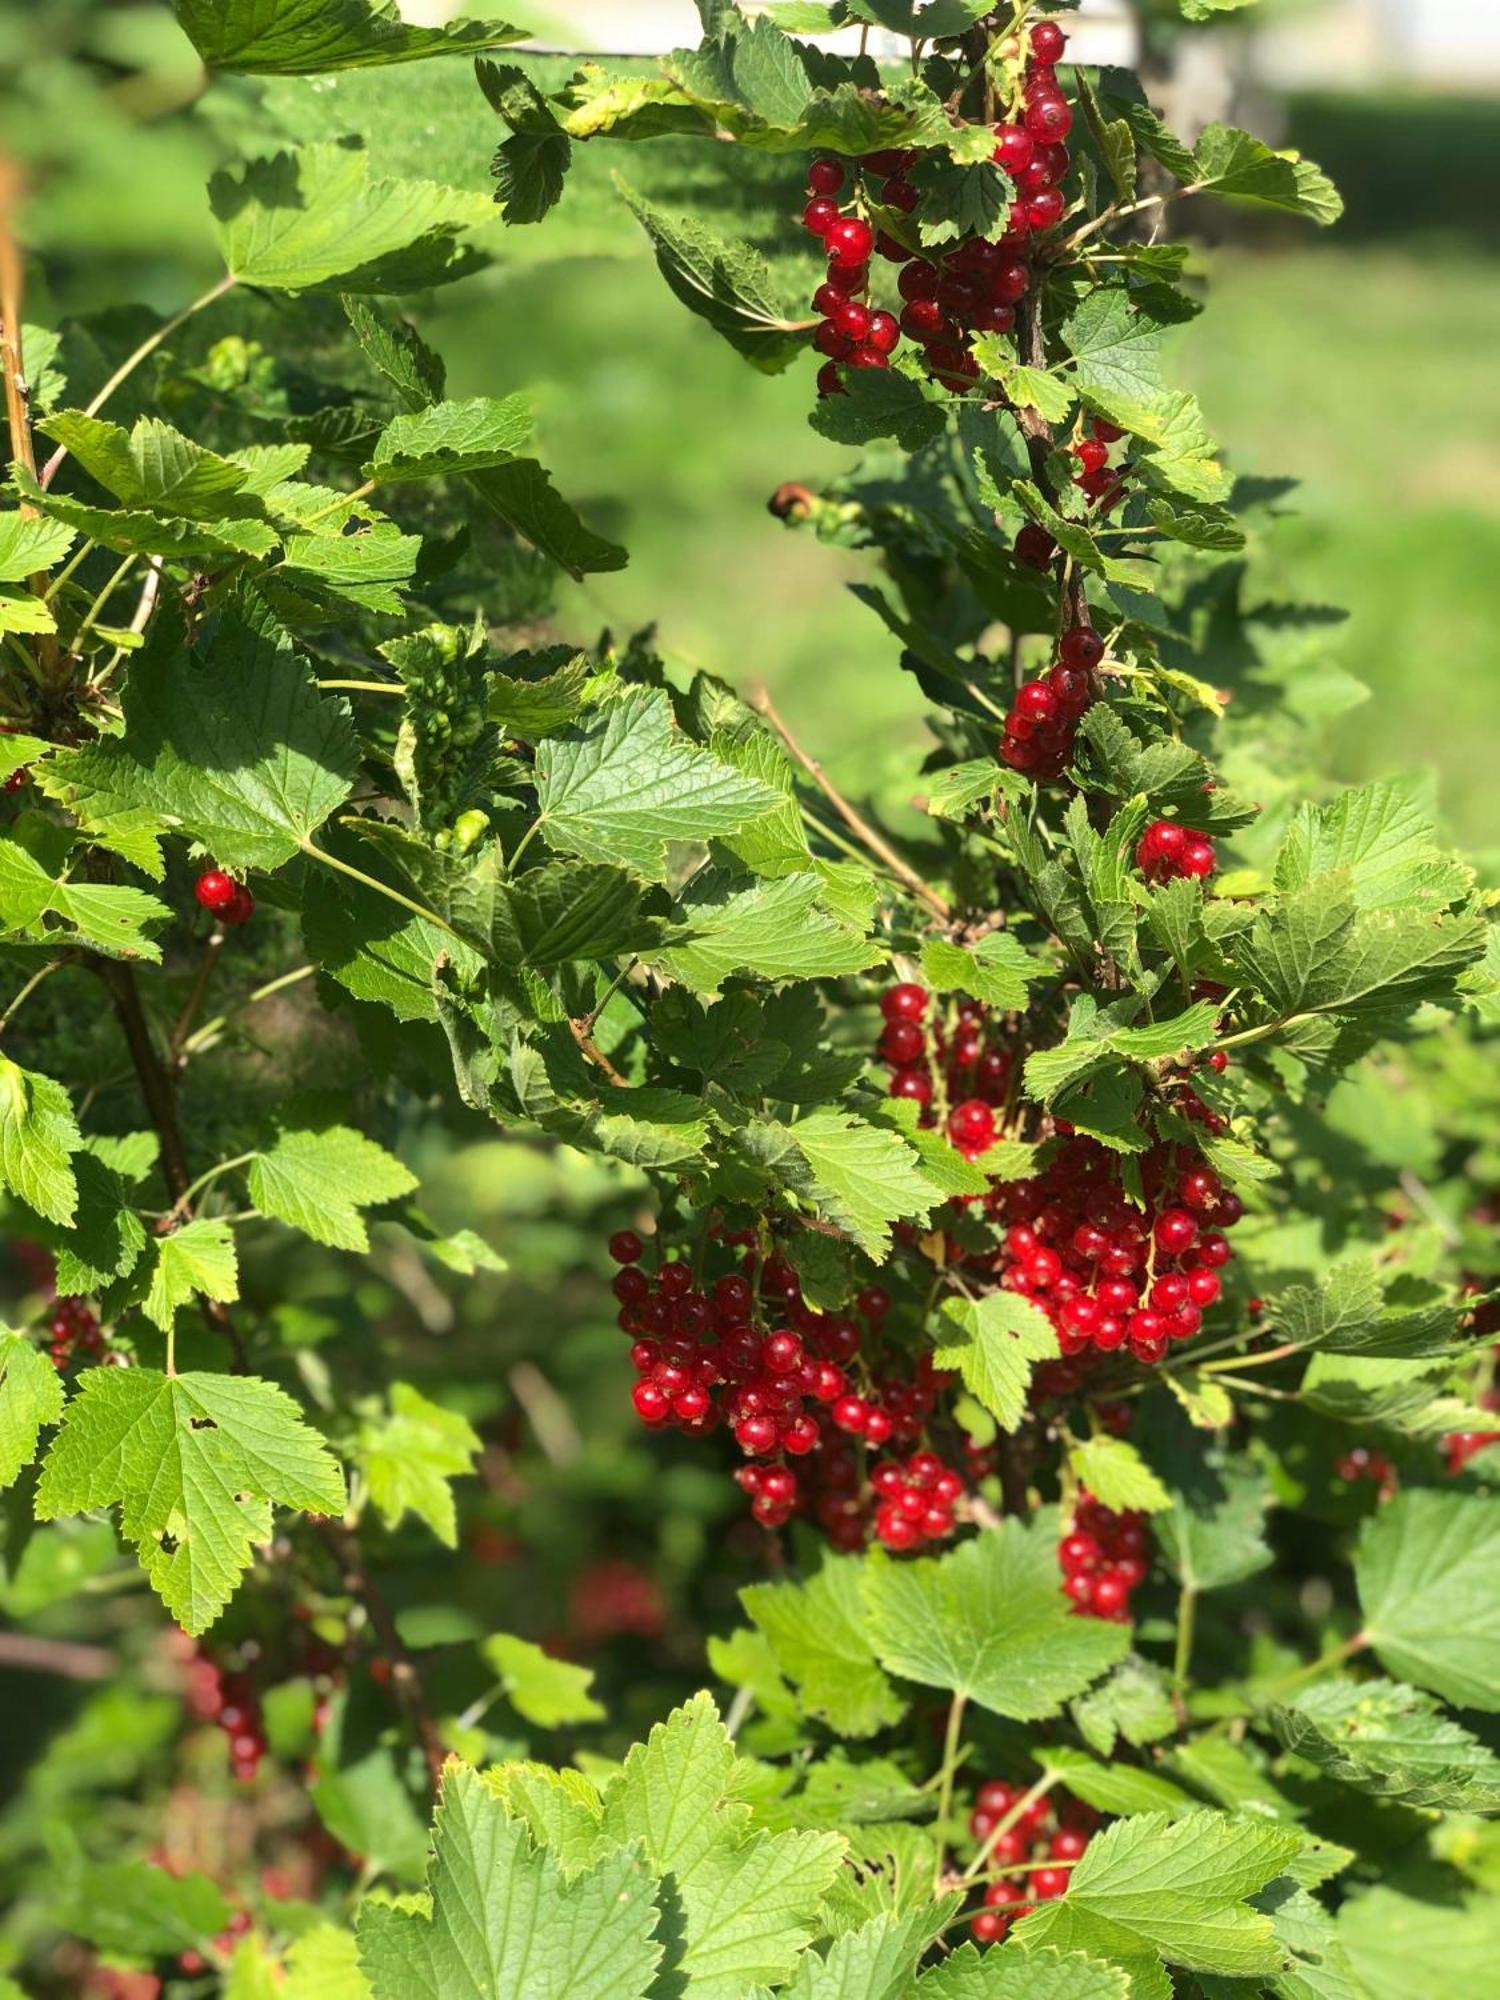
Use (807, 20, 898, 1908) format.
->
(194, 866, 255, 927)
(47, 1293, 109, 1371)
(877, 979, 1012, 1127)
(1334, 1444, 1398, 1495)
(176, 1910, 254, 1980)
(968, 1778, 1098, 1942)
(610, 1229, 959, 1548)
(868, 1448, 967, 1551)
(803, 19, 1076, 401)
(991, 1133, 1241, 1366)
(1447, 1415, 1500, 1474)
(1000, 619, 1105, 779)
(183, 1644, 269, 1782)
(1136, 819, 1217, 883)
(1058, 1491, 1153, 1620)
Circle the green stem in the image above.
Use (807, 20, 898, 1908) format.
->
(299, 478, 378, 529)
(316, 679, 404, 696)
(300, 838, 461, 938)
(180, 963, 316, 1059)
(0, 958, 65, 1035)
(1174, 1583, 1197, 1687)
(165, 1150, 256, 1220)
(42, 536, 97, 602)
(71, 551, 138, 650)
(1198, 1340, 1298, 1375)
(1202, 1630, 1369, 1741)
(960, 1771, 1059, 1884)
(505, 816, 543, 876)
(39, 273, 238, 488)
(933, 1690, 969, 1894)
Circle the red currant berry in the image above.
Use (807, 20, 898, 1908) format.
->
(948, 1099, 997, 1153)
(195, 868, 237, 913)
(1025, 95, 1073, 142)
(803, 196, 840, 237)
(807, 157, 844, 198)
(826, 215, 875, 267)
(1059, 625, 1104, 671)
(608, 1230, 644, 1264)
(1030, 21, 1067, 63)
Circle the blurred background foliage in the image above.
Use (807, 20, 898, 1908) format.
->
(0, 0, 1496, 1968)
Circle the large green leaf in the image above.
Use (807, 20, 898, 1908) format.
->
(741, 1558, 906, 1738)
(44, 602, 358, 873)
(1013, 1809, 1305, 1978)
(0, 1328, 65, 1493)
(172, 0, 527, 73)
(366, 395, 533, 482)
(615, 179, 812, 374)
(533, 688, 780, 881)
(1355, 1489, 1500, 1711)
(356, 1383, 480, 1548)
(141, 1218, 239, 1332)
(652, 869, 883, 995)
(210, 143, 493, 292)
(931, 1293, 1059, 1434)
(249, 1119, 417, 1252)
(596, 1692, 844, 1998)
(862, 1517, 1129, 1719)
(36, 1367, 345, 1632)
(357, 1763, 661, 2000)
(1189, 124, 1342, 225)
(1268, 1677, 1500, 1813)
(481, 1633, 605, 1731)
(0, 1058, 82, 1227)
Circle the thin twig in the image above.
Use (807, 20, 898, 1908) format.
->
(0, 957, 65, 1036)
(97, 958, 249, 1371)
(753, 688, 951, 920)
(569, 1017, 630, 1086)
(0, 154, 61, 682)
(313, 1518, 448, 1793)
(0, 1631, 115, 1680)
(38, 272, 237, 489)
(170, 930, 226, 1059)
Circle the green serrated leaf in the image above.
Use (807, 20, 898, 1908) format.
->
(932, 1293, 1058, 1434)
(863, 1516, 1129, 1719)
(172, 0, 527, 73)
(482, 1633, 605, 1730)
(36, 1368, 345, 1632)
(742, 1558, 907, 1739)
(357, 1383, 480, 1548)
(250, 1120, 417, 1252)
(1355, 1489, 1500, 1712)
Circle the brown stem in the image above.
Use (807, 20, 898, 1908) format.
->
(313, 1518, 448, 1793)
(170, 930, 225, 1061)
(0, 155, 61, 684)
(97, 958, 248, 1371)
(753, 688, 952, 921)
(569, 1017, 629, 1086)
(0, 1630, 115, 1680)
(1014, 291, 1090, 633)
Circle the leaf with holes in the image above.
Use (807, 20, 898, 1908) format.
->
(36, 1368, 345, 1632)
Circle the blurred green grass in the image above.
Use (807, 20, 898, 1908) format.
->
(9, 21, 1497, 845)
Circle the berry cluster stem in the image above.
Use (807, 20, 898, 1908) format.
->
(753, 686, 952, 919)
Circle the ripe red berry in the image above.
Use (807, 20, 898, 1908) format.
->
(1074, 437, 1110, 475)
(221, 884, 255, 927)
(1026, 188, 1066, 232)
(1025, 94, 1073, 143)
(195, 868, 237, 913)
(1090, 1572, 1129, 1618)
(992, 123, 1034, 172)
(803, 196, 840, 237)
(609, 1230, 644, 1264)
(948, 1099, 997, 1154)
(867, 309, 900, 355)
(826, 215, 875, 267)
(1180, 838, 1217, 879)
(1015, 523, 1056, 570)
(1154, 1208, 1198, 1256)
(1032, 1864, 1071, 1900)
(898, 260, 939, 301)
(1059, 625, 1104, 672)
(832, 297, 872, 343)
(1030, 20, 1067, 63)
(816, 360, 846, 398)
(807, 157, 844, 197)
(991, 258, 1032, 304)
(632, 1380, 671, 1425)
